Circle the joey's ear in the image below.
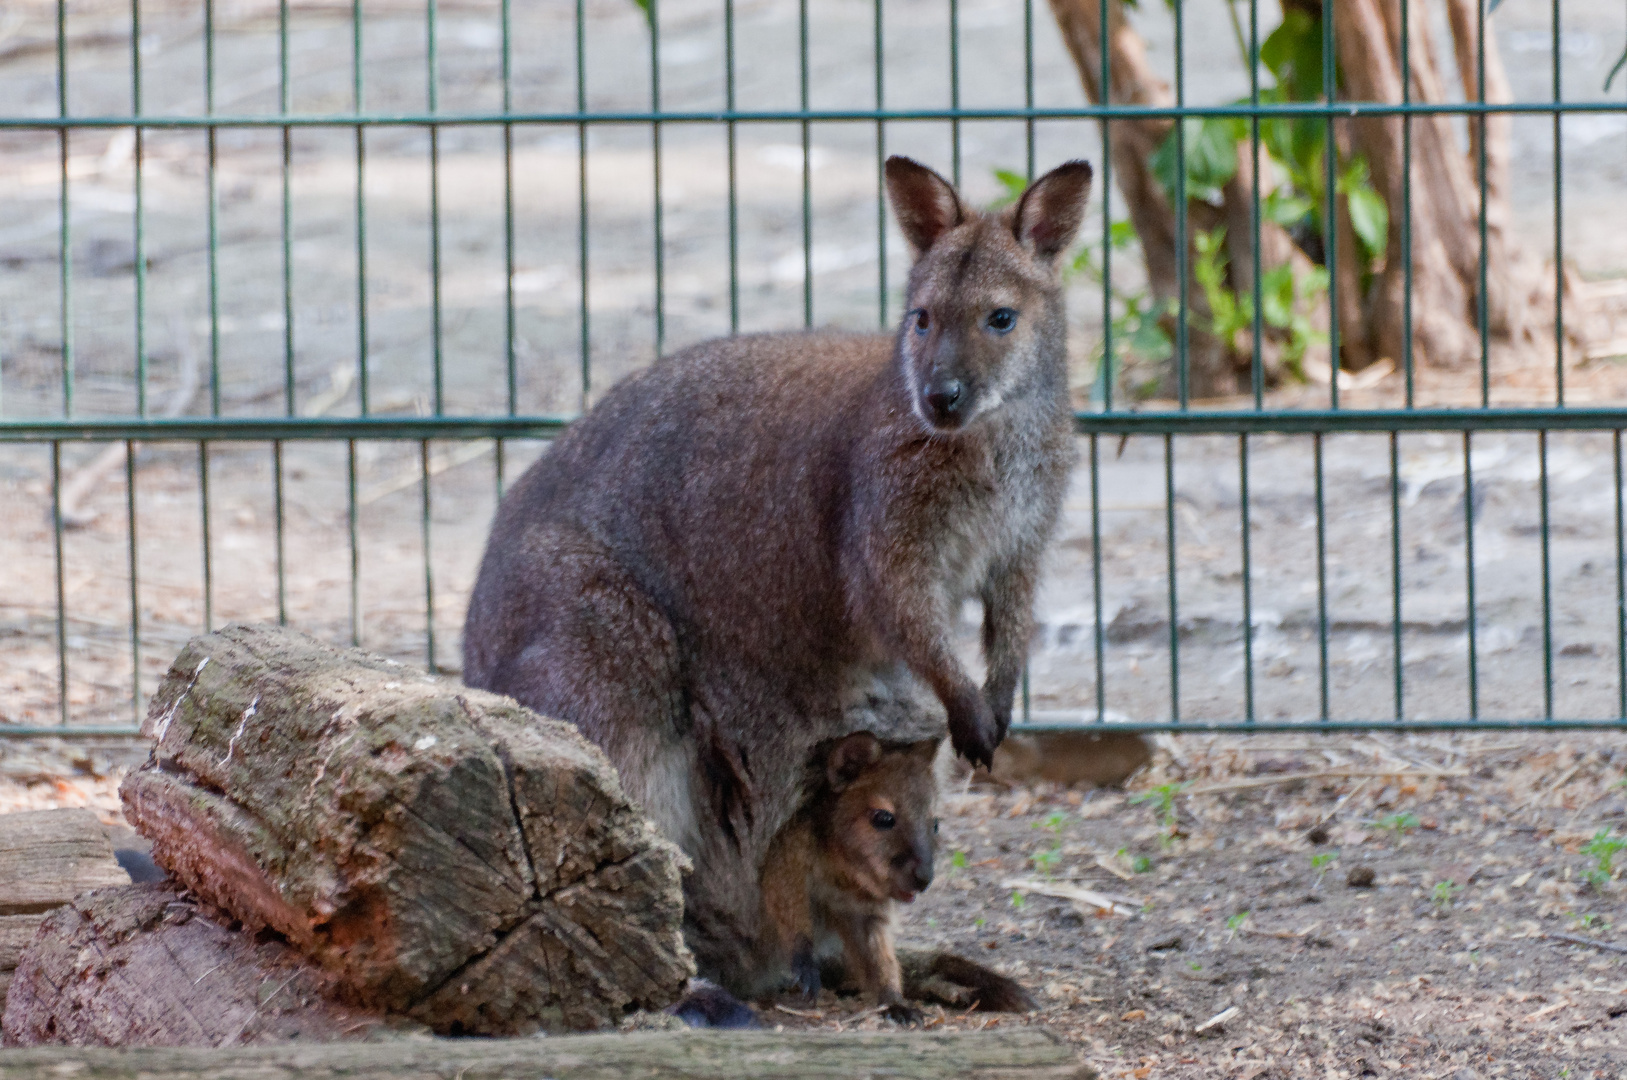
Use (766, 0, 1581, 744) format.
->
(827, 732, 882, 791)
(1012, 159, 1094, 263)
(885, 156, 965, 257)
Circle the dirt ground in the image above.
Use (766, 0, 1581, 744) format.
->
(4, 728, 1625, 1077)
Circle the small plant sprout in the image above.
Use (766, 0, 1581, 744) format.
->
(1580, 828, 1627, 888)
(1310, 851, 1339, 888)
(1129, 781, 1193, 848)
(1431, 880, 1461, 910)
(1571, 912, 1601, 931)
(950, 850, 968, 872)
(1010, 890, 1027, 910)
(1371, 811, 1421, 844)
(1225, 911, 1250, 940)
(1032, 845, 1063, 877)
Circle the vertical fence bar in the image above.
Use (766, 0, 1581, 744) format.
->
(125, 441, 141, 722)
(800, 0, 813, 328)
(1551, 0, 1564, 406)
(1164, 433, 1179, 723)
(650, 0, 666, 355)
(57, 0, 73, 418)
(1400, 0, 1415, 408)
(428, 0, 444, 415)
(874, 0, 887, 328)
(1538, 430, 1554, 719)
(725, 0, 740, 332)
(1173, 0, 1187, 410)
(1389, 431, 1404, 720)
(205, 0, 221, 416)
(52, 443, 68, 726)
(1314, 431, 1329, 720)
(1248, 0, 1263, 409)
(1475, 0, 1489, 407)
(1238, 434, 1256, 722)
(1321, 0, 1338, 410)
(498, 0, 514, 494)
(273, 440, 287, 625)
(1022, 0, 1034, 181)
(948, 0, 960, 188)
(577, 0, 591, 408)
(354, 0, 370, 416)
(1463, 430, 1479, 718)
(421, 441, 436, 670)
(348, 439, 361, 646)
(132, 0, 147, 417)
(199, 442, 213, 631)
(1089, 434, 1106, 722)
(1098, 0, 1111, 412)
(1616, 430, 1625, 719)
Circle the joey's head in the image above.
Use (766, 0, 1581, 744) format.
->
(884, 156, 1093, 433)
(814, 732, 940, 905)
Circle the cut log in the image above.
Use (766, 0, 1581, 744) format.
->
(0, 809, 130, 1014)
(0, 1028, 1095, 1079)
(2, 884, 401, 1047)
(117, 624, 693, 1036)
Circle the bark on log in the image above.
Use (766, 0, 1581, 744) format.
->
(0, 809, 130, 1014)
(0, 1028, 1095, 1080)
(116, 624, 693, 1036)
(2, 884, 403, 1047)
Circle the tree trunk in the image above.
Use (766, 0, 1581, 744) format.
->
(0, 809, 131, 1014)
(1046, 0, 1313, 398)
(3, 884, 401, 1047)
(115, 624, 693, 1037)
(0, 1028, 1094, 1080)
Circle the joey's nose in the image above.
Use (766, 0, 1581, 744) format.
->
(924, 379, 964, 425)
(911, 864, 934, 893)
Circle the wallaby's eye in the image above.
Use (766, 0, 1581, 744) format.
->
(932, 819, 940, 835)
(913, 309, 930, 336)
(871, 809, 897, 830)
(987, 308, 1018, 334)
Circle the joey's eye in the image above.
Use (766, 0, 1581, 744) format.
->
(987, 308, 1018, 334)
(913, 309, 930, 336)
(933, 819, 939, 835)
(871, 809, 897, 830)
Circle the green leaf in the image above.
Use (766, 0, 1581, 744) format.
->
(990, 168, 1029, 209)
(1260, 264, 1297, 329)
(1151, 116, 1242, 206)
(1260, 9, 1324, 102)
(630, 0, 653, 27)
(1110, 219, 1138, 249)
(1337, 159, 1389, 260)
(1263, 188, 1313, 229)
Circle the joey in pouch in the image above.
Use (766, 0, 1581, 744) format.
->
(463, 156, 1091, 987)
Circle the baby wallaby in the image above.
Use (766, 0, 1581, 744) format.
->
(463, 155, 1091, 986)
(755, 732, 938, 1021)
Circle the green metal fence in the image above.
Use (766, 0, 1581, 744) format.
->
(1, 0, 1625, 737)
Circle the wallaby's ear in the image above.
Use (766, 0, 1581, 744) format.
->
(885, 156, 966, 258)
(827, 732, 882, 791)
(1012, 159, 1094, 263)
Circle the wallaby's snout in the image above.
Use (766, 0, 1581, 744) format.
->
(923, 376, 964, 427)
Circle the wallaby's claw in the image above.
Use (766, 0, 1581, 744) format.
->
(882, 1000, 924, 1026)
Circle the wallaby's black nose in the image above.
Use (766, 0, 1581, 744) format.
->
(911, 864, 933, 893)
(924, 379, 964, 422)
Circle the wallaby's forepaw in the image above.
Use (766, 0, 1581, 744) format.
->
(881, 999, 924, 1026)
(948, 689, 999, 770)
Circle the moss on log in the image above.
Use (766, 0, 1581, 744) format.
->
(0, 1028, 1094, 1079)
(115, 624, 692, 1036)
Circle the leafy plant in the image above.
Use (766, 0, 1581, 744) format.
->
(1580, 828, 1627, 888)
(1371, 811, 1421, 844)
(1115, 846, 1154, 874)
(949, 850, 969, 874)
(1310, 850, 1339, 887)
(1009, 890, 1027, 910)
(1129, 781, 1192, 848)
(1431, 880, 1461, 909)
(989, 168, 1029, 210)
(1225, 910, 1250, 940)
(1032, 845, 1063, 877)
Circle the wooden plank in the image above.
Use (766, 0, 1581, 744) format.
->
(0, 1029, 1095, 1080)
(0, 809, 129, 915)
(0, 915, 43, 971)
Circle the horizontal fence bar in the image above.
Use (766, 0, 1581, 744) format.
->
(1, 100, 1624, 131)
(7, 718, 1627, 741)
(7, 408, 1627, 443)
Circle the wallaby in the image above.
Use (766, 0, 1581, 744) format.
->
(752, 732, 938, 1022)
(462, 155, 1091, 989)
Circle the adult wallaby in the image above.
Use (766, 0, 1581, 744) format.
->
(463, 156, 1090, 990)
